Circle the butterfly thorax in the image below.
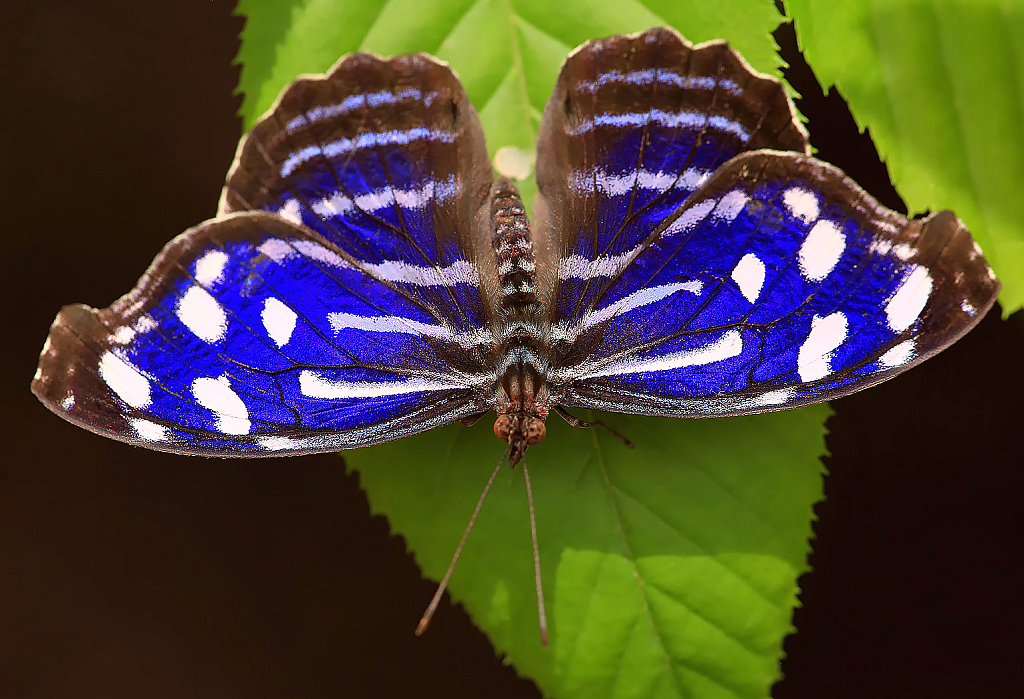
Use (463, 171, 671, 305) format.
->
(489, 178, 550, 463)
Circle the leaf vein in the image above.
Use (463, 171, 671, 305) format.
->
(608, 484, 785, 615)
(590, 428, 687, 697)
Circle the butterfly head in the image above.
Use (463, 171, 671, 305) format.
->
(493, 413, 546, 466)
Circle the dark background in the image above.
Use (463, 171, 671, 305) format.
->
(2, 3, 1021, 697)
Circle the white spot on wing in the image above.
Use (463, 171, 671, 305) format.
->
(130, 418, 167, 441)
(569, 109, 750, 143)
(799, 220, 846, 281)
(289, 240, 346, 269)
(753, 389, 792, 407)
(192, 375, 250, 435)
(280, 128, 457, 177)
(869, 238, 893, 256)
(874, 218, 899, 234)
(111, 326, 136, 345)
(277, 198, 303, 225)
(355, 188, 394, 212)
(558, 251, 632, 280)
(892, 243, 916, 261)
(284, 87, 426, 132)
(194, 249, 229, 286)
(327, 312, 492, 345)
(576, 68, 742, 96)
(98, 350, 151, 408)
(580, 329, 743, 379)
(299, 371, 464, 399)
(732, 253, 766, 303)
(262, 297, 297, 347)
(783, 187, 819, 224)
(886, 265, 933, 332)
(664, 198, 717, 237)
(577, 167, 708, 196)
(879, 339, 916, 368)
(961, 299, 977, 315)
(177, 285, 227, 343)
(259, 436, 297, 451)
(312, 192, 354, 218)
(365, 258, 479, 287)
(61, 392, 75, 410)
(713, 189, 748, 222)
(133, 315, 157, 334)
(797, 311, 849, 382)
(554, 281, 703, 340)
(258, 239, 294, 263)
(288, 240, 479, 287)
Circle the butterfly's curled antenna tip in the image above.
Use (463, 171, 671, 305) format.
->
(414, 617, 430, 636)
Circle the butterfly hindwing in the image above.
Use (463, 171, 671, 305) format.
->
(33, 214, 493, 456)
(548, 151, 1001, 417)
(533, 27, 809, 327)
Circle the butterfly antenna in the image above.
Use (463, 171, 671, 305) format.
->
(521, 455, 549, 646)
(416, 445, 510, 636)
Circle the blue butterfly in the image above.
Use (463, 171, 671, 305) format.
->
(32, 28, 999, 639)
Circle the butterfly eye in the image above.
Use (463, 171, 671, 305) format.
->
(525, 419, 546, 446)
(493, 415, 513, 443)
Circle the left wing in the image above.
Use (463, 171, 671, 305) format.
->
(34, 53, 503, 456)
(33, 214, 492, 456)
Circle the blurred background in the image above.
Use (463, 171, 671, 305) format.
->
(1, 2, 1021, 697)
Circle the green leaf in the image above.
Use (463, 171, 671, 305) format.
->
(234, 2, 829, 697)
(786, 0, 1024, 316)
(355, 408, 827, 699)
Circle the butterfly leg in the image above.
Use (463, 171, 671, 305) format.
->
(552, 407, 634, 448)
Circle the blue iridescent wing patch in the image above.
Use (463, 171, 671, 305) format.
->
(536, 29, 1000, 417)
(33, 55, 500, 456)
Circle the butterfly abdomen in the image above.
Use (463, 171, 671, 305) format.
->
(488, 178, 551, 435)
(491, 178, 540, 315)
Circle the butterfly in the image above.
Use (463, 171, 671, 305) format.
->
(32, 28, 1000, 642)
